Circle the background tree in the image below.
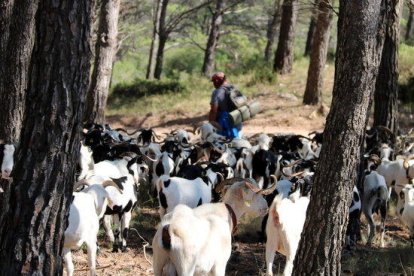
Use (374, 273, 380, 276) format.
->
(293, 0, 388, 274)
(0, 0, 92, 273)
(152, 0, 212, 79)
(304, 1, 318, 56)
(264, 0, 282, 62)
(303, 0, 333, 105)
(273, 0, 299, 74)
(201, 0, 225, 76)
(85, 0, 121, 124)
(406, 1, 414, 41)
(373, 0, 401, 136)
(146, 0, 164, 80)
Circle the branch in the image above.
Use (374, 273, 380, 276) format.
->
(165, 0, 212, 34)
(185, 35, 206, 51)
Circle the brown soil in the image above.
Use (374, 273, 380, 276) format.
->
(69, 90, 414, 275)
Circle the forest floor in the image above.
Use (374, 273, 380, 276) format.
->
(70, 73, 414, 275)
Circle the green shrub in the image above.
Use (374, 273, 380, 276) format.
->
(110, 79, 186, 99)
(164, 47, 204, 79)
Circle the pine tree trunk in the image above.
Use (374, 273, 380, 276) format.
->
(0, 0, 14, 81)
(85, 0, 120, 124)
(304, 1, 318, 57)
(0, 0, 92, 274)
(146, 0, 163, 80)
(273, 0, 299, 74)
(264, 0, 282, 62)
(293, 0, 387, 274)
(406, 7, 414, 41)
(202, 0, 225, 76)
(303, 0, 333, 105)
(373, 0, 401, 136)
(154, 0, 169, 80)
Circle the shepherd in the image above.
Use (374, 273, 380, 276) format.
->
(208, 72, 242, 139)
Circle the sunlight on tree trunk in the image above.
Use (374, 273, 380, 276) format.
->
(264, 0, 282, 62)
(146, 0, 163, 80)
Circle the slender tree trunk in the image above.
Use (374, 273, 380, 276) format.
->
(146, 0, 163, 80)
(406, 9, 414, 41)
(304, 1, 319, 56)
(264, 0, 282, 62)
(293, 0, 387, 274)
(373, 0, 401, 136)
(0, 0, 92, 274)
(273, 0, 299, 74)
(202, 0, 225, 76)
(303, 0, 333, 105)
(85, 0, 120, 124)
(154, 0, 169, 80)
(0, 0, 39, 250)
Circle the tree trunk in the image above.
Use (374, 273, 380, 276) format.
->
(304, 3, 318, 56)
(85, 0, 120, 124)
(293, 0, 387, 274)
(406, 7, 414, 41)
(154, 0, 169, 80)
(202, 0, 225, 76)
(303, 0, 333, 105)
(0, 0, 15, 83)
(0, 0, 92, 274)
(264, 0, 282, 62)
(146, 0, 163, 80)
(273, 0, 299, 74)
(0, 0, 39, 252)
(373, 0, 401, 136)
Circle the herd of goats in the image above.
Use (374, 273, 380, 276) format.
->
(1, 122, 414, 275)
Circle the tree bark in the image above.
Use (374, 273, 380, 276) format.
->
(0, 0, 92, 274)
(146, 0, 163, 80)
(406, 8, 414, 41)
(273, 0, 299, 74)
(85, 0, 120, 124)
(0, 0, 15, 84)
(293, 0, 387, 274)
(304, 1, 318, 57)
(202, 0, 225, 76)
(154, 0, 169, 80)
(0, 0, 38, 142)
(303, 0, 333, 105)
(264, 0, 282, 62)
(373, 0, 401, 136)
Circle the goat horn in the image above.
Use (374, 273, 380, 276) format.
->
(216, 172, 224, 185)
(102, 180, 123, 194)
(260, 175, 278, 195)
(143, 154, 158, 162)
(282, 167, 305, 178)
(115, 128, 142, 136)
(244, 178, 261, 193)
(403, 155, 414, 169)
(283, 159, 302, 168)
(73, 179, 90, 192)
(215, 177, 246, 193)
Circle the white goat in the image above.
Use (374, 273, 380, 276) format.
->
(265, 190, 310, 276)
(152, 179, 272, 276)
(0, 143, 15, 179)
(156, 169, 222, 218)
(63, 181, 120, 276)
(362, 171, 388, 247)
(401, 185, 414, 246)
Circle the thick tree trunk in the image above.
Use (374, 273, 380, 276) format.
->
(304, 2, 318, 57)
(293, 0, 387, 274)
(0, 0, 92, 274)
(0, 0, 14, 82)
(85, 0, 120, 124)
(202, 0, 225, 76)
(373, 0, 401, 136)
(154, 0, 169, 80)
(273, 0, 299, 74)
(406, 7, 414, 41)
(146, 0, 163, 80)
(303, 0, 333, 105)
(264, 0, 282, 62)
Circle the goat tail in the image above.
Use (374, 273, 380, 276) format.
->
(377, 186, 389, 202)
(161, 225, 172, 250)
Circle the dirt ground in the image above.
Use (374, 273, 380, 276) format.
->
(70, 90, 414, 275)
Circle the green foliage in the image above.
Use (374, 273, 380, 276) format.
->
(109, 79, 186, 101)
(164, 47, 204, 79)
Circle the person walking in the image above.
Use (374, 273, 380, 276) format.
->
(208, 72, 242, 139)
